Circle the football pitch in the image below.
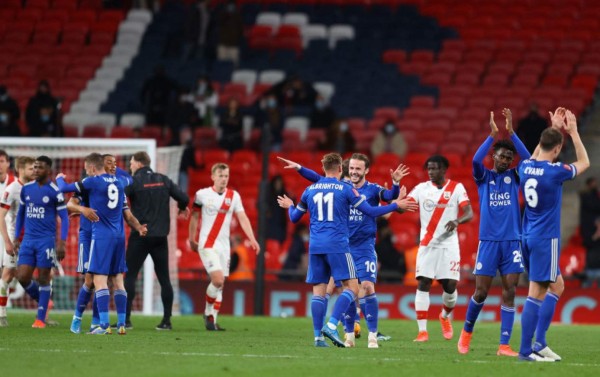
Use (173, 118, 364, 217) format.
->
(0, 313, 598, 377)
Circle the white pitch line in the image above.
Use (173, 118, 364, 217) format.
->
(0, 348, 598, 367)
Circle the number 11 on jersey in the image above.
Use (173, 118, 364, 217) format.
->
(313, 192, 334, 221)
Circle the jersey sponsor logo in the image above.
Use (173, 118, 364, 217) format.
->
(489, 192, 511, 207)
(504, 176, 512, 184)
(26, 204, 46, 218)
(349, 207, 363, 221)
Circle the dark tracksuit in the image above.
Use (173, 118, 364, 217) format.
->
(124, 166, 189, 321)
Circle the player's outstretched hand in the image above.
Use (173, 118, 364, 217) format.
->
(138, 224, 148, 237)
(395, 197, 418, 212)
(549, 107, 566, 130)
(564, 110, 578, 135)
(489, 111, 499, 137)
(189, 239, 199, 252)
(502, 108, 514, 134)
(81, 207, 99, 222)
(277, 194, 294, 209)
(444, 220, 459, 233)
(56, 172, 67, 180)
(277, 156, 301, 170)
(178, 207, 191, 220)
(390, 163, 410, 184)
(56, 240, 66, 261)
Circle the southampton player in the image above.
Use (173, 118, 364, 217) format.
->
(189, 162, 259, 331)
(406, 155, 473, 342)
(277, 153, 417, 347)
(278, 153, 409, 348)
(57, 153, 145, 335)
(13, 156, 69, 328)
(0, 156, 34, 326)
(518, 109, 589, 361)
(457, 109, 530, 356)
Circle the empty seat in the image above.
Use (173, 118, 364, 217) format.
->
(120, 113, 145, 128)
(126, 9, 152, 25)
(231, 69, 257, 94)
(282, 12, 308, 28)
(328, 24, 355, 49)
(78, 90, 108, 103)
(69, 101, 101, 114)
(302, 24, 327, 46)
(256, 12, 281, 29)
(82, 125, 109, 138)
(258, 69, 285, 85)
(284, 116, 309, 142)
(87, 113, 117, 128)
(63, 113, 92, 128)
(313, 81, 335, 101)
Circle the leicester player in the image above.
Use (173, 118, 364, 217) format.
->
(277, 153, 417, 347)
(67, 154, 142, 334)
(0, 156, 35, 326)
(13, 156, 69, 328)
(457, 109, 530, 356)
(57, 153, 145, 335)
(518, 108, 589, 361)
(278, 153, 409, 348)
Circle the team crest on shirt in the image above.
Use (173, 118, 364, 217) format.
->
(504, 176, 512, 184)
(443, 192, 451, 200)
(225, 198, 231, 206)
(42, 196, 49, 203)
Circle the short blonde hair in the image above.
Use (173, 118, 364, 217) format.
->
(16, 156, 35, 170)
(211, 162, 229, 174)
(321, 153, 342, 172)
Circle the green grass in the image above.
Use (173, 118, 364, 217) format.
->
(0, 313, 598, 377)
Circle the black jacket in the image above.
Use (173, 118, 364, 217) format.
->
(125, 166, 189, 237)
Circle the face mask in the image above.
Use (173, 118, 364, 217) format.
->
(385, 124, 395, 134)
(40, 114, 50, 122)
(339, 123, 348, 132)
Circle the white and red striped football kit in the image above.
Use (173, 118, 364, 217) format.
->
(193, 187, 244, 275)
(0, 174, 16, 268)
(408, 180, 470, 280)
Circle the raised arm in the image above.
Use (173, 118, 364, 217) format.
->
(277, 156, 322, 183)
(277, 194, 306, 223)
(503, 108, 530, 159)
(564, 110, 590, 176)
(56, 174, 80, 193)
(381, 163, 409, 201)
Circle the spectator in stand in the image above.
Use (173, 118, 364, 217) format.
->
(26, 80, 61, 137)
(166, 88, 200, 144)
(228, 234, 254, 281)
(193, 75, 218, 127)
(218, 97, 244, 153)
(265, 175, 289, 246)
(319, 119, 355, 154)
(256, 94, 283, 151)
(580, 177, 600, 287)
(375, 219, 406, 282)
(309, 94, 336, 130)
(0, 86, 20, 137)
(178, 127, 198, 195)
(267, 75, 317, 112)
(371, 121, 407, 159)
(216, 0, 244, 68)
(279, 224, 309, 281)
(141, 65, 178, 125)
(517, 102, 548, 154)
(183, 0, 211, 62)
